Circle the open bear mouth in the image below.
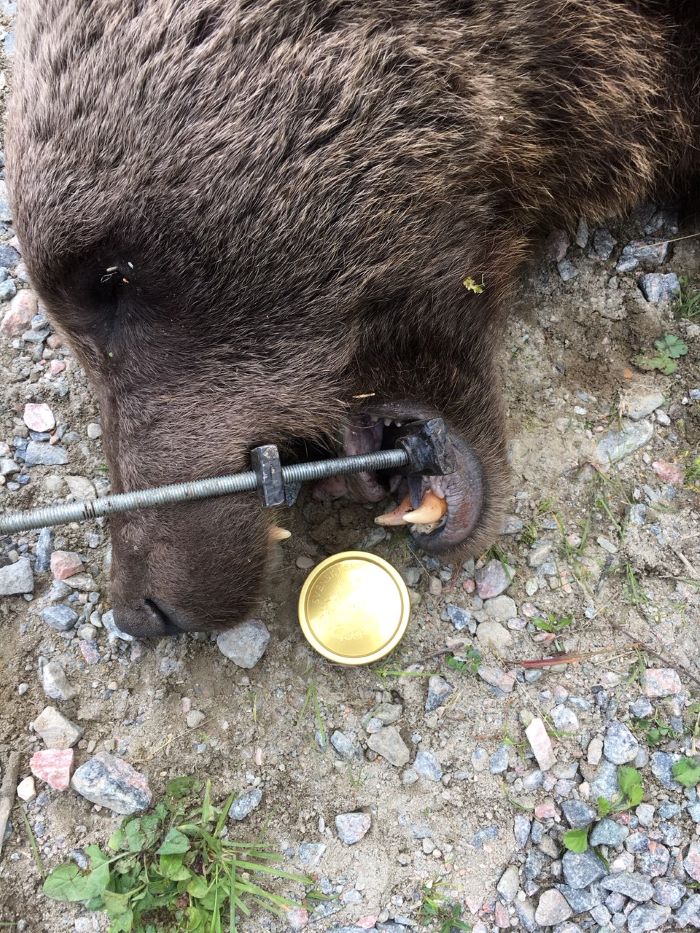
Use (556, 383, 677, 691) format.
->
(316, 402, 485, 553)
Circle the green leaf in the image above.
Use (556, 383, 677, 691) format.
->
(108, 909, 133, 933)
(562, 828, 589, 853)
(157, 828, 191, 856)
(103, 890, 131, 918)
(124, 820, 146, 854)
(618, 766, 642, 798)
(166, 776, 200, 799)
(597, 796, 612, 818)
(85, 844, 109, 868)
(672, 756, 700, 788)
(108, 829, 124, 852)
(655, 334, 688, 358)
(158, 854, 191, 881)
(187, 875, 210, 899)
(42, 862, 111, 903)
(633, 353, 678, 375)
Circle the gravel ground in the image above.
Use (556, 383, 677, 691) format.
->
(1, 7, 700, 933)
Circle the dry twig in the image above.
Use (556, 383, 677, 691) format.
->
(0, 751, 21, 859)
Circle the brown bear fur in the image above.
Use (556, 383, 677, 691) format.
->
(6, 0, 699, 634)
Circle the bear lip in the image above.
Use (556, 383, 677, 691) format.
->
(340, 402, 485, 553)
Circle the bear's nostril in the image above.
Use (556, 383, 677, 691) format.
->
(112, 599, 186, 638)
(143, 598, 184, 635)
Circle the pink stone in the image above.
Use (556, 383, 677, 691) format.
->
(535, 800, 558, 821)
(50, 550, 83, 581)
(30, 748, 74, 791)
(494, 901, 511, 928)
(1, 289, 38, 336)
(525, 717, 556, 771)
(652, 460, 684, 484)
(46, 334, 64, 350)
(357, 918, 378, 930)
(644, 668, 682, 698)
(23, 402, 56, 433)
(80, 640, 100, 665)
(685, 840, 700, 883)
(285, 908, 309, 931)
(463, 578, 476, 593)
(478, 666, 516, 694)
(49, 360, 66, 376)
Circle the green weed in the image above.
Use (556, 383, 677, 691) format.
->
(633, 333, 688, 375)
(419, 882, 471, 933)
(41, 776, 310, 932)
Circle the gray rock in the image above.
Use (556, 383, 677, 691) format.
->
(626, 904, 670, 933)
(35, 528, 54, 573)
(651, 880, 685, 908)
(630, 697, 654, 718)
(639, 272, 680, 303)
(216, 619, 270, 668)
(638, 842, 669, 877)
(558, 885, 600, 913)
(616, 238, 668, 273)
(575, 218, 589, 248)
(71, 753, 151, 814)
(366, 726, 409, 767)
(600, 872, 654, 902)
(368, 703, 402, 724)
(620, 392, 665, 422)
(330, 730, 361, 760)
(535, 889, 572, 927)
(298, 842, 326, 867)
(0, 457, 19, 476)
(41, 661, 76, 701)
(595, 419, 653, 466)
(228, 788, 263, 821)
(561, 799, 596, 829)
(0, 243, 20, 267)
(523, 769, 544, 792)
(650, 751, 681, 789)
(425, 675, 454, 712)
(590, 759, 619, 801)
(561, 850, 607, 889)
(476, 619, 513, 653)
(593, 228, 617, 260)
(475, 559, 512, 599)
(101, 610, 133, 642)
(183, 709, 205, 730)
(604, 721, 640, 764)
(551, 705, 579, 733)
(489, 744, 510, 774)
(514, 814, 531, 848)
(0, 558, 34, 596)
(557, 258, 578, 281)
(31, 707, 83, 748)
(413, 750, 442, 782)
(484, 594, 517, 622)
(23, 442, 69, 466)
(41, 604, 78, 632)
(675, 895, 700, 928)
(445, 603, 474, 632)
(335, 812, 371, 845)
(496, 865, 520, 904)
(471, 824, 499, 849)
(589, 818, 629, 847)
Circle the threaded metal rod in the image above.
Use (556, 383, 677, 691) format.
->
(0, 447, 409, 535)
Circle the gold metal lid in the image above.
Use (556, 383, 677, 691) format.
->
(298, 551, 410, 666)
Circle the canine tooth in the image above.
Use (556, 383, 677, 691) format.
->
(374, 494, 412, 526)
(384, 418, 392, 427)
(269, 526, 291, 542)
(402, 490, 447, 525)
